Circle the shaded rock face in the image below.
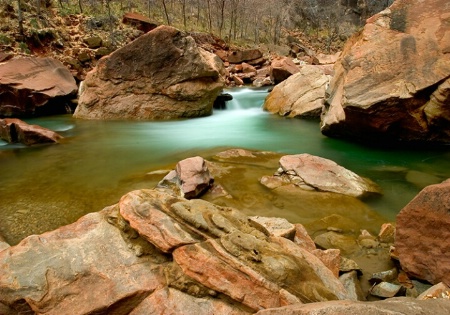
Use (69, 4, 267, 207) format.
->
(270, 56, 300, 84)
(255, 297, 450, 315)
(395, 179, 450, 286)
(263, 65, 329, 118)
(0, 57, 78, 117)
(74, 25, 225, 120)
(122, 12, 158, 33)
(261, 154, 381, 198)
(0, 189, 350, 314)
(0, 118, 62, 145)
(321, 0, 450, 146)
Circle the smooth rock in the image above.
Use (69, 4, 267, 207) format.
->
(293, 223, 316, 252)
(369, 282, 402, 298)
(0, 118, 62, 145)
(75, 25, 224, 120)
(314, 232, 358, 255)
(417, 282, 450, 300)
(395, 179, 450, 285)
(0, 57, 77, 117)
(227, 49, 263, 64)
(321, 0, 450, 146)
(177, 156, 214, 199)
(254, 297, 450, 315)
(312, 249, 340, 278)
(339, 271, 366, 301)
(263, 66, 329, 118)
(249, 216, 296, 239)
(370, 268, 399, 284)
(378, 223, 395, 244)
(270, 56, 300, 84)
(122, 12, 158, 33)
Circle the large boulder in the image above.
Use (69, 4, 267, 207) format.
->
(321, 0, 450, 146)
(270, 56, 300, 84)
(0, 57, 78, 117)
(261, 154, 381, 198)
(263, 66, 329, 118)
(74, 25, 225, 120)
(0, 118, 62, 145)
(395, 179, 450, 286)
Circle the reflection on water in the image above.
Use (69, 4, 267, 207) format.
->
(1, 87, 450, 244)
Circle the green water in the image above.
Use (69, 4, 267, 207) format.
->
(1, 87, 450, 245)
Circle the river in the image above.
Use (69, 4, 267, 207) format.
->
(1, 87, 450, 245)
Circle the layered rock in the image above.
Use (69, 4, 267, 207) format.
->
(263, 66, 329, 118)
(74, 25, 225, 120)
(0, 188, 350, 314)
(270, 56, 299, 84)
(255, 297, 450, 315)
(321, 0, 450, 146)
(261, 154, 381, 198)
(395, 179, 450, 286)
(0, 57, 77, 117)
(0, 118, 62, 145)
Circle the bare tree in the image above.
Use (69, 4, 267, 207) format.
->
(161, 0, 171, 25)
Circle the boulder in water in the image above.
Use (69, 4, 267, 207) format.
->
(321, 0, 450, 146)
(0, 118, 62, 145)
(74, 25, 225, 120)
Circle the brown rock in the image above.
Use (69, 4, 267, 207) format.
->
(241, 62, 257, 74)
(130, 287, 251, 315)
(293, 223, 316, 252)
(176, 156, 214, 199)
(321, 0, 450, 146)
(314, 232, 358, 256)
(254, 297, 450, 315)
(0, 57, 77, 117)
(313, 52, 341, 65)
(122, 12, 158, 33)
(228, 49, 263, 64)
(378, 223, 395, 244)
(0, 207, 168, 314)
(268, 154, 381, 198)
(417, 282, 450, 300)
(395, 179, 450, 285)
(75, 26, 225, 120)
(0, 233, 9, 252)
(83, 36, 102, 49)
(0, 118, 62, 145)
(339, 271, 366, 301)
(312, 249, 341, 278)
(369, 282, 402, 298)
(263, 65, 329, 118)
(270, 57, 300, 84)
(249, 216, 296, 239)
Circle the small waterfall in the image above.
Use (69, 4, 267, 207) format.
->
(222, 87, 270, 110)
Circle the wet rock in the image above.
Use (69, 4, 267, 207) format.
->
(314, 231, 358, 255)
(270, 56, 300, 84)
(395, 179, 450, 285)
(370, 268, 398, 284)
(215, 148, 257, 159)
(369, 282, 402, 298)
(213, 92, 233, 109)
(405, 170, 442, 189)
(358, 230, 379, 249)
(0, 57, 77, 117)
(75, 25, 224, 120)
(321, 0, 450, 146)
(263, 66, 329, 118)
(249, 216, 296, 239)
(263, 154, 381, 198)
(417, 282, 450, 300)
(378, 223, 395, 244)
(339, 271, 366, 301)
(176, 156, 214, 199)
(0, 118, 63, 145)
(254, 297, 450, 315)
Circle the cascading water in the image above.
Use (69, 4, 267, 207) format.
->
(1, 87, 450, 245)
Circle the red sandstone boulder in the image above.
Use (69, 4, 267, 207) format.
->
(122, 12, 158, 33)
(0, 118, 62, 145)
(0, 57, 78, 117)
(261, 154, 381, 198)
(321, 0, 450, 146)
(227, 49, 263, 64)
(74, 26, 225, 120)
(395, 179, 450, 286)
(264, 65, 329, 118)
(270, 56, 300, 84)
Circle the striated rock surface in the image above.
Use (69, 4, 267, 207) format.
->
(0, 118, 63, 145)
(321, 0, 450, 146)
(263, 65, 329, 118)
(255, 297, 450, 315)
(395, 179, 450, 286)
(0, 187, 352, 313)
(74, 25, 225, 120)
(261, 154, 381, 198)
(0, 57, 77, 117)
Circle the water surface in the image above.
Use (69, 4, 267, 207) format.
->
(1, 88, 450, 244)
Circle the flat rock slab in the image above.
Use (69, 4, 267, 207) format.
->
(0, 57, 77, 117)
(0, 118, 62, 145)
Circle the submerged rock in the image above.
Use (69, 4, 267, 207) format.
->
(395, 179, 450, 286)
(321, 0, 450, 146)
(0, 57, 77, 117)
(75, 25, 225, 120)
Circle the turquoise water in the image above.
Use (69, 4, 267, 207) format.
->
(1, 87, 450, 244)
